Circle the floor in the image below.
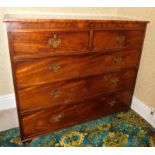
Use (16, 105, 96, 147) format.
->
(0, 109, 155, 147)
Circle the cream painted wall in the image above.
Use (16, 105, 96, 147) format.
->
(117, 8, 155, 107)
(0, 7, 154, 109)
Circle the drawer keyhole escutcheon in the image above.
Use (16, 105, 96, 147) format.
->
(117, 32, 125, 46)
(113, 56, 123, 63)
(51, 114, 62, 122)
(50, 89, 61, 97)
(48, 34, 61, 48)
(49, 64, 61, 72)
(111, 77, 119, 86)
(107, 100, 116, 107)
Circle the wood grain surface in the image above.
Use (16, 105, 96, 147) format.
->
(15, 50, 140, 87)
(21, 90, 132, 139)
(18, 69, 136, 112)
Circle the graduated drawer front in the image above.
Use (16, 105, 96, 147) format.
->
(21, 90, 132, 138)
(18, 69, 136, 112)
(11, 31, 89, 57)
(16, 49, 140, 87)
(93, 30, 144, 52)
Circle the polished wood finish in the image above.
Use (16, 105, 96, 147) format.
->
(21, 90, 132, 139)
(4, 17, 148, 143)
(11, 31, 89, 56)
(93, 30, 144, 51)
(18, 69, 136, 112)
(16, 50, 140, 87)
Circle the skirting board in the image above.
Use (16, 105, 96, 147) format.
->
(131, 96, 155, 128)
(0, 93, 154, 128)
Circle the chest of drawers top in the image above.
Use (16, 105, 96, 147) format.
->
(4, 14, 148, 29)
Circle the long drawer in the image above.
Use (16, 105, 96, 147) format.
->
(21, 90, 132, 138)
(16, 49, 140, 87)
(18, 69, 136, 112)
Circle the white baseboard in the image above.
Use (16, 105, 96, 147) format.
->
(131, 96, 155, 128)
(0, 93, 16, 111)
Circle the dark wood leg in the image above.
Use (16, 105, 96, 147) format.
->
(21, 138, 33, 145)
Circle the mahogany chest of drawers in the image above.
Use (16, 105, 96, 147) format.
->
(4, 15, 148, 143)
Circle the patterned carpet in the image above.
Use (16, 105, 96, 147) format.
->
(0, 110, 155, 147)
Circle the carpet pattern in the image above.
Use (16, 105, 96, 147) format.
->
(0, 110, 155, 147)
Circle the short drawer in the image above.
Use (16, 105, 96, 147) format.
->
(16, 49, 140, 87)
(21, 90, 132, 138)
(18, 69, 136, 112)
(11, 31, 89, 57)
(93, 30, 144, 52)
